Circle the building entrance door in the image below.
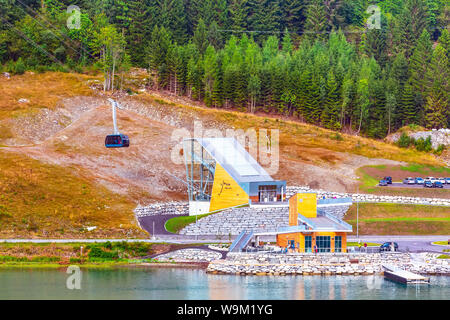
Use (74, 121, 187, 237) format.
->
(258, 185, 277, 202)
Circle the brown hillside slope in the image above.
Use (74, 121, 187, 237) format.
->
(0, 72, 447, 237)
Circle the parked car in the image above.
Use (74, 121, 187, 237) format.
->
(433, 181, 444, 188)
(415, 177, 424, 184)
(384, 176, 392, 184)
(445, 178, 450, 184)
(438, 177, 446, 184)
(430, 177, 439, 183)
(379, 180, 388, 186)
(424, 181, 433, 188)
(380, 242, 398, 252)
(403, 177, 415, 184)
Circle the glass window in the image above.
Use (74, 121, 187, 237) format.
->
(305, 236, 312, 253)
(316, 236, 331, 253)
(335, 236, 342, 253)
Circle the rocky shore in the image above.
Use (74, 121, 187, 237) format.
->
(206, 252, 450, 276)
(154, 248, 223, 262)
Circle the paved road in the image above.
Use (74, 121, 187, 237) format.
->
(348, 235, 450, 253)
(379, 182, 450, 189)
(2, 235, 450, 254)
(137, 214, 187, 236)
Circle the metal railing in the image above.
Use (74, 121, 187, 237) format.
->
(243, 246, 349, 254)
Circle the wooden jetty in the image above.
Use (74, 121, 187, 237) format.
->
(382, 265, 430, 285)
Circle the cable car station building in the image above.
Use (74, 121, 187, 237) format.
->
(275, 193, 353, 253)
(183, 137, 286, 216)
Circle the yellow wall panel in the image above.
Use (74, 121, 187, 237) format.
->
(209, 163, 249, 212)
(296, 193, 317, 218)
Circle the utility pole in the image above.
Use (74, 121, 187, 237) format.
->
(357, 186, 359, 243)
(152, 221, 155, 240)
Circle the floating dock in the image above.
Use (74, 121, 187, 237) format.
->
(382, 265, 430, 285)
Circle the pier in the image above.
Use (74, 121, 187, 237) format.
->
(382, 265, 430, 284)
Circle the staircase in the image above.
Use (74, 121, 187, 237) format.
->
(229, 231, 254, 253)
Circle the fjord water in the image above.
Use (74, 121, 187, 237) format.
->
(0, 268, 448, 300)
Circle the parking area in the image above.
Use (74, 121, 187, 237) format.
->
(384, 182, 450, 189)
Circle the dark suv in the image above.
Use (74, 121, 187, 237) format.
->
(379, 242, 398, 252)
(384, 176, 392, 184)
(433, 181, 444, 188)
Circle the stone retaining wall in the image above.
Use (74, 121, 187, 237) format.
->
(179, 206, 289, 236)
(287, 186, 450, 206)
(134, 202, 189, 217)
(207, 252, 450, 276)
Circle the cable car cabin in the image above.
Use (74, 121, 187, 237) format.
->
(105, 134, 130, 148)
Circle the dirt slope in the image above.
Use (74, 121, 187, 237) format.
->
(0, 71, 447, 237)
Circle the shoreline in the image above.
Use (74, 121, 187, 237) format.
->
(0, 261, 210, 270)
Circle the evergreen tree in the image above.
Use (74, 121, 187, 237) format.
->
(207, 21, 224, 49)
(409, 30, 432, 96)
(281, 28, 293, 55)
(399, 82, 417, 126)
(280, 0, 307, 33)
(248, 0, 282, 43)
(203, 45, 218, 106)
(321, 71, 341, 130)
(127, 0, 153, 67)
(364, 14, 388, 67)
(438, 28, 450, 63)
(424, 44, 449, 128)
(193, 19, 208, 54)
(393, 0, 429, 58)
(304, 0, 328, 42)
(229, 0, 250, 32)
(157, 0, 188, 44)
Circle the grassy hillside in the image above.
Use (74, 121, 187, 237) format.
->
(0, 72, 96, 121)
(0, 150, 145, 239)
(345, 203, 450, 235)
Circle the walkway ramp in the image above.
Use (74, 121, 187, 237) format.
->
(229, 231, 254, 253)
(382, 265, 430, 284)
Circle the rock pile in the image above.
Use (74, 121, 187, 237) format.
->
(389, 129, 450, 149)
(155, 248, 222, 262)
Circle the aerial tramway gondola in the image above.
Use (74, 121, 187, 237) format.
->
(105, 99, 130, 148)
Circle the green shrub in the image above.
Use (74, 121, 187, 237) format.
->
(397, 133, 415, 148)
(30, 256, 60, 262)
(14, 58, 26, 75)
(5, 60, 15, 73)
(414, 136, 432, 152)
(0, 255, 29, 262)
(69, 257, 82, 264)
(88, 246, 119, 260)
(104, 241, 112, 250)
(434, 144, 446, 155)
(330, 133, 344, 141)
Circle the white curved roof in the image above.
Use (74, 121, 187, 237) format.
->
(191, 137, 274, 184)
